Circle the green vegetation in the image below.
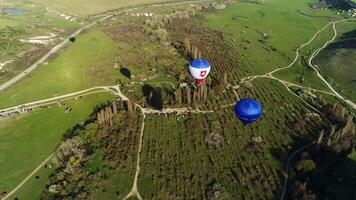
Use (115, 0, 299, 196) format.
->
(41, 105, 141, 199)
(348, 149, 356, 161)
(0, 29, 119, 109)
(313, 21, 356, 101)
(0, 92, 115, 195)
(138, 78, 324, 199)
(0, 18, 21, 28)
(203, 0, 340, 75)
(0, 26, 25, 55)
(1, 0, 354, 199)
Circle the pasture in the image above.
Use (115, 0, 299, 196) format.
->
(203, 0, 342, 76)
(0, 29, 119, 109)
(313, 21, 356, 101)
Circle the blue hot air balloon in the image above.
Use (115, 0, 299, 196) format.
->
(234, 98, 263, 124)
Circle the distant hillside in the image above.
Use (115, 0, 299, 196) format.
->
(310, 0, 356, 10)
(314, 29, 356, 101)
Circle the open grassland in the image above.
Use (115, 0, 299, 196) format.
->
(0, 18, 21, 28)
(0, 29, 119, 109)
(273, 24, 336, 91)
(0, 92, 115, 196)
(203, 0, 341, 76)
(38, 0, 183, 16)
(0, 1, 79, 85)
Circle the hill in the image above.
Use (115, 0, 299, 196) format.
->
(314, 23, 356, 102)
(311, 0, 356, 10)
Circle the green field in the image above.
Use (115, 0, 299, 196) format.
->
(38, 0, 182, 16)
(0, 18, 21, 28)
(203, 0, 340, 76)
(0, 29, 119, 109)
(0, 92, 115, 196)
(313, 21, 356, 101)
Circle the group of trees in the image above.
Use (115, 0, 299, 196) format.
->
(287, 103, 355, 200)
(97, 100, 134, 125)
(42, 100, 142, 199)
(143, 7, 198, 41)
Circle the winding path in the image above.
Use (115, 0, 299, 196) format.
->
(307, 19, 356, 110)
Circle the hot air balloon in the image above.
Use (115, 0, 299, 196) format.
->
(189, 59, 211, 85)
(234, 98, 263, 124)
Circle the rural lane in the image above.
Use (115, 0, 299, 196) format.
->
(307, 19, 356, 110)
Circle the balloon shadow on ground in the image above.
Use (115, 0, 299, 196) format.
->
(120, 67, 131, 79)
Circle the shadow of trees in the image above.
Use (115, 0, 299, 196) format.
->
(142, 84, 163, 110)
(326, 29, 356, 49)
(270, 133, 356, 199)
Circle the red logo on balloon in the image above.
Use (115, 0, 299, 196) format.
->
(200, 70, 207, 77)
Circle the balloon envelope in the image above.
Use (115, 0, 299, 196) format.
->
(235, 98, 263, 124)
(189, 59, 211, 85)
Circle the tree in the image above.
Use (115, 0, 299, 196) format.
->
(150, 87, 163, 110)
(295, 159, 316, 173)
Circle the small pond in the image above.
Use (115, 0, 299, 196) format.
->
(2, 7, 29, 15)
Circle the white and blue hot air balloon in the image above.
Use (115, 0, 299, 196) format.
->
(189, 59, 211, 85)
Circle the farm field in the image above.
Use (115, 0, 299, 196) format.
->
(0, 92, 115, 196)
(138, 78, 324, 199)
(0, 29, 119, 109)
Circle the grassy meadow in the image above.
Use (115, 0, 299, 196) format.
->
(313, 21, 356, 101)
(0, 29, 119, 109)
(203, 0, 342, 76)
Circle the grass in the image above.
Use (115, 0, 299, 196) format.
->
(348, 149, 356, 161)
(7, 163, 55, 200)
(0, 28, 119, 109)
(38, 0, 183, 16)
(0, 18, 21, 28)
(272, 23, 335, 91)
(202, 0, 341, 76)
(313, 21, 356, 101)
(0, 92, 115, 195)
